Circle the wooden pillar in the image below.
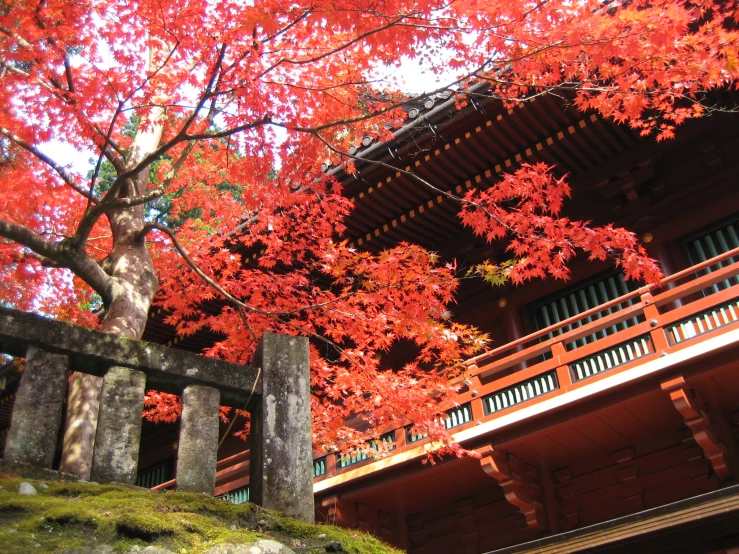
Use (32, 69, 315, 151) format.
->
(250, 333, 314, 522)
(91, 366, 146, 484)
(176, 385, 220, 493)
(4, 347, 67, 468)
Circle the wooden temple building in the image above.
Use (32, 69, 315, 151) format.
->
(3, 88, 739, 552)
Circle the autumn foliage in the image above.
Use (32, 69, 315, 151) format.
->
(460, 163, 663, 286)
(1, 0, 738, 455)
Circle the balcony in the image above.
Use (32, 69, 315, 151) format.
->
(154, 247, 739, 499)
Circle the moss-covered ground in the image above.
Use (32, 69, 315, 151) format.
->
(0, 474, 403, 554)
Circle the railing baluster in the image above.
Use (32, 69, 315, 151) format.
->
(618, 273, 640, 327)
(176, 385, 220, 494)
(482, 370, 561, 417)
(91, 366, 147, 485)
(597, 280, 619, 336)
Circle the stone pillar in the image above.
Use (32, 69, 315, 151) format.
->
(250, 333, 314, 522)
(60, 372, 103, 479)
(90, 366, 146, 484)
(176, 385, 220, 494)
(4, 347, 68, 468)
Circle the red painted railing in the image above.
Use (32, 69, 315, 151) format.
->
(155, 247, 739, 496)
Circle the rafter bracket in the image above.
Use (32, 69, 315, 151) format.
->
(477, 445, 548, 531)
(661, 375, 732, 479)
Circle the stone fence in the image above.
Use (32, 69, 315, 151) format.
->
(0, 307, 314, 522)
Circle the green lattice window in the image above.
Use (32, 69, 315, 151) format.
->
(683, 215, 739, 295)
(336, 432, 396, 469)
(135, 461, 170, 489)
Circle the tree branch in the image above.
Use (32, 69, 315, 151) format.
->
(0, 218, 111, 303)
(103, 188, 167, 209)
(0, 128, 100, 203)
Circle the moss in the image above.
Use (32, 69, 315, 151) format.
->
(271, 517, 323, 539)
(0, 501, 29, 513)
(41, 505, 99, 527)
(116, 513, 179, 540)
(0, 476, 402, 554)
(49, 482, 131, 498)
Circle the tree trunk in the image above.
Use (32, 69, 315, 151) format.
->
(60, 163, 160, 478)
(60, 373, 103, 478)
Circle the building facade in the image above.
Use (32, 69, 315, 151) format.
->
(121, 91, 739, 552)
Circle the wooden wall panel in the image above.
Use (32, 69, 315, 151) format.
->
(408, 496, 533, 554)
(555, 436, 720, 530)
(357, 502, 394, 544)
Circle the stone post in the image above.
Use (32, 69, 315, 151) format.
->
(250, 333, 314, 522)
(4, 347, 68, 468)
(176, 385, 220, 494)
(90, 366, 146, 484)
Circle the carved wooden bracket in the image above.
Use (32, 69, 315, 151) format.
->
(661, 375, 732, 479)
(321, 494, 357, 528)
(477, 445, 548, 531)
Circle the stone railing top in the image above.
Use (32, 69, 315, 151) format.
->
(0, 307, 260, 406)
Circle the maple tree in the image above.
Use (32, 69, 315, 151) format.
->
(1, 0, 738, 474)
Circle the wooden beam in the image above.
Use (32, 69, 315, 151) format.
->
(491, 483, 739, 554)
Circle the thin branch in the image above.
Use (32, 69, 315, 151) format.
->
(63, 56, 75, 94)
(139, 223, 252, 308)
(87, 100, 125, 212)
(0, 56, 123, 165)
(256, 15, 410, 79)
(74, 112, 268, 247)
(180, 115, 273, 141)
(218, 365, 261, 450)
(139, 223, 404, 320)
(260, 8, 313, 45)
(74, 45, 246, 245)
(140, 223, 263, 340)
(0, 219, 63, 261)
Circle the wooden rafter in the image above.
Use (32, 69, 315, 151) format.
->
(348, 113, 599, 249)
